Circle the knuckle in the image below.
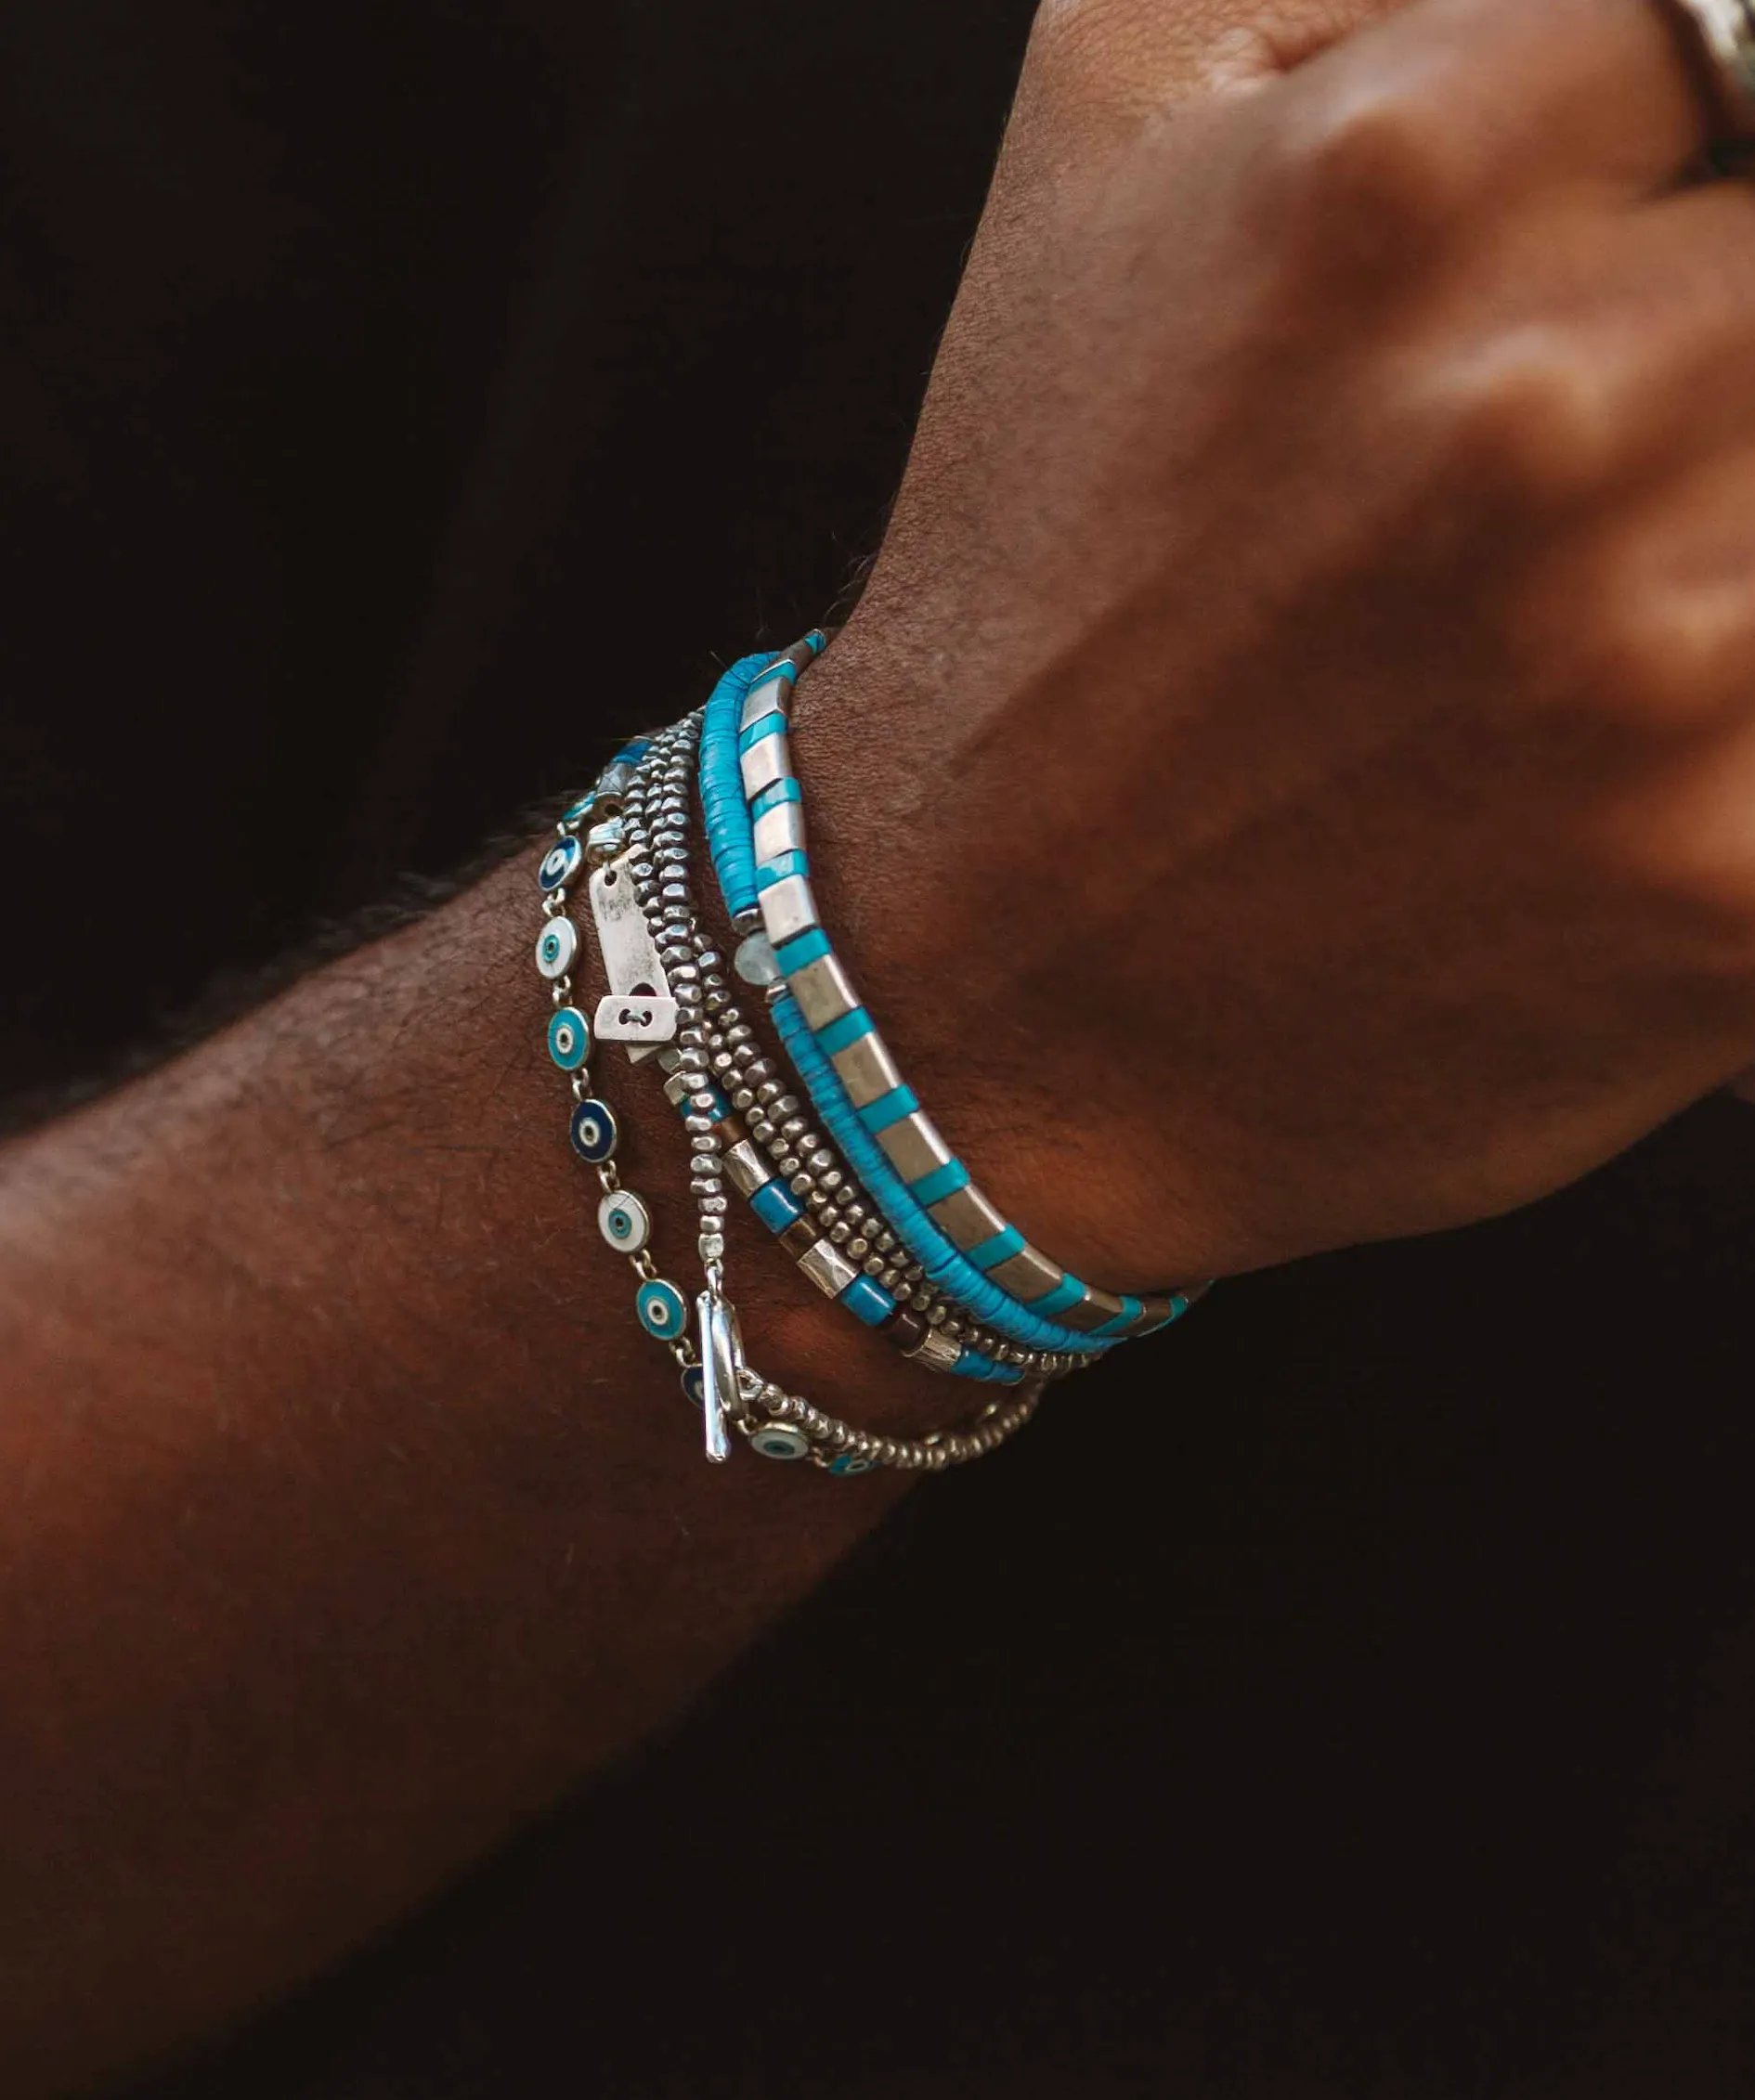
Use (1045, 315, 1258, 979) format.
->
(1435, 337, 1618, 513)
(1264, 76, 1461, 266)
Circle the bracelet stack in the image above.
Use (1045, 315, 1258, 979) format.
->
(532, 640, 1206, 1476)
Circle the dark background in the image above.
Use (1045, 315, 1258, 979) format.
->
(4, 4, 1755, 2094)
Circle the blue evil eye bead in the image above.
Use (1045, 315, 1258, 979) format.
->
(568, 1097, 618, 1163)
(539, 836, 582, 891)
(548, 1006, 592, 1070)
(748, 1422, 812, 1461)
(681, 1364, 708, 1410)
(636, 1277, 689, 1342)
(534, 918, 578, 979)
(597, 1189, 651, 1255)
(828, 1452, 878, 1477)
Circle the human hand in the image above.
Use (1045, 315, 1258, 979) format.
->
(800, 0, 1755, 1285)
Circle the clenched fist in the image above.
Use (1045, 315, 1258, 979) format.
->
(796, 0, 1755, 1286)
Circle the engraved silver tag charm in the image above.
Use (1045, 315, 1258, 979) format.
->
(588, 852, 673, 1064)
(592, 993, 680, 1046)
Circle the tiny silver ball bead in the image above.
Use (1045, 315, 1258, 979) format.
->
(746, 1059, 775, 1083)
(777, 1156, 800, 1178)
(840, 1201, 865, 1227)
(710, 1052, 734, 1074)
(846, 1237, 869, 1260)
(755, 1082, 782, 1105)
(940, 1316, 962, 1338)
(779, 1118, 806, 1142)
(731, 1089, 756, 1112)
(805, 1188, 829, 1211)
(669, 961, 699, 983)
(787, 1172, 812, 1197)
(697, 1234, 726, 1263)
(773, 1095, 800, 1120)
(863, 1256, 886, 1278)
(748, 1118, 775, 1145)
(808, 1149, 834, 1174)
(698, 1194, 729, 1215)
(683, 1115, 717, 1136)
(675, 987, 703, 1010)
(828, 1223, 851, 1245)
(818, 1170, 843, 1193)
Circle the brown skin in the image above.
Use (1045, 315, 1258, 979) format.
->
(5, 0, 1755, 2088)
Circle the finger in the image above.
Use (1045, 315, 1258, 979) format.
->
(1420, 181, 1755, 522)
(1277, 0, 1711, 214)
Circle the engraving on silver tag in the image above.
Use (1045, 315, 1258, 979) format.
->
(593, 993, 679, 1045)
(588, 852, 672, 1064)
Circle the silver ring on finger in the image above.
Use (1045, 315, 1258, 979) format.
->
(1665, 0, 1755, 140)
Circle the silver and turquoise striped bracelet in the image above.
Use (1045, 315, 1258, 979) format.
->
(699, 639, 1207, 1350)
(536, 743, 1046, 1473)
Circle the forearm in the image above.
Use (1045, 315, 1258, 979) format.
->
(0, 852, 915, 2092)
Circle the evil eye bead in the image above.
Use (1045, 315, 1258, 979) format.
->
(568, 1097, 619, 1163)
(547, 1006, 592, 1070)
(539, 836, 582, 892)
(748, 1422, 812, 1462)
(681, 1364, 708, 1410)
(828, 1452, 878, 1477)
(534, 918, 578, 979)
(636, 1277, 689, 1342)
(598, 1189, 651, 1255)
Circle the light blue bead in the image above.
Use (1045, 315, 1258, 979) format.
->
(636, 1277, 689, 1342)
(756, 849, 811, 888)
(750, 1180, 804, 1232)
(910, 1160, 970, 1210)
(1091, 1295, 1145, 1340)
(969, 1225, 1028, 1273)
(538, 836, 581, 891)
(1033, 1272, 1087, 1318)
(857, 1085, 918, 1134)
(750, 777, 803, 819)
(738, 711, 786, 753)
(547, 1006, 592, 1070)
(774, 927, 832, 974)
(815, 1006, 873, 1057)
(839, 1274, 896, 1327)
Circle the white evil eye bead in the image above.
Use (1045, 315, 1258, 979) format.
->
(749, 1422, 812, 1461)
(539, 836, 582, 891)
(636, 1277, 688, 1341)
(681, 1365, 708, 1410)
(547, 1006, 592, 1070)
(597, 1189, 651, 1254)
(534, 918, 578, 979)
(828, 1453, 877, 1477)
(568, 1098, 618, 1163)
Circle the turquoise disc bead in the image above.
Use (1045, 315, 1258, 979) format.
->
(636, 1277, 688, 1342)
(547, 1005, 592, 1070)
